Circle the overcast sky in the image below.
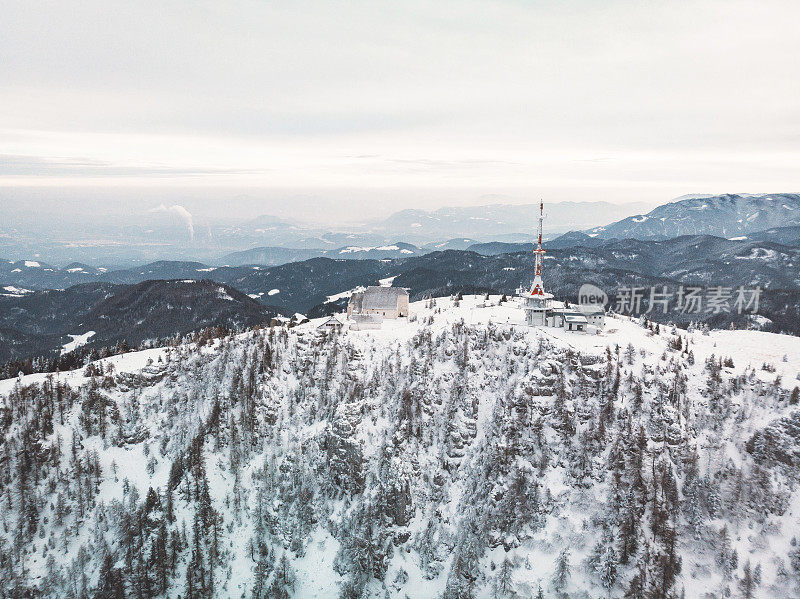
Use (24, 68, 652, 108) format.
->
(1, 0, 798, 223)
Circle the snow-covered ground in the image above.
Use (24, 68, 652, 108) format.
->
(1, 285, 33, 297)
(3, 295, 800, 598)
(296, 294, 800, 386)
(60, 331, 96, 355)
(0, 345, 170, 396)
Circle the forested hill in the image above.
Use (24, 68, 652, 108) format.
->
(0, 279, 285, 363)
(2, 296, 800, 597)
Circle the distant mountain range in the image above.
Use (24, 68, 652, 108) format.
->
(5, 191, 800, 361)
(586, 193, 800, 240)
(11, 205, 797, 295)
(4, 230, 800, 360)
(217, 242, 424, 267)
(465, 231, 608, 256)
(387, 236, 800, 297)
(0, 200, 653, 264)
(5, 194, 797, 265)
(370, 201, 654, 242)
(5, 226, 800, 302)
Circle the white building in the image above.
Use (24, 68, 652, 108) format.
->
(317, 316, 343, 331)
(559, 311, 590, 332)
(348, 286, 409, 319)
(521, 289, 554, 327)
(519, 201, 604, 333)
(583, 308, 606, 329)
(348, 313, 383, 331)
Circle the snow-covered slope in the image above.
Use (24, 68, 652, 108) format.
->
(587, 193, 800, 240)
(2, 296, 800, 598)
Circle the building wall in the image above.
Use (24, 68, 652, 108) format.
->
(397, 294, 409, 317)
(525, 309, 546, 326)
(364, 308, 399, 319)
(588, 313, 605, 327)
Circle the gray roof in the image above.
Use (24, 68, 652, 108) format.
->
(349, 286, 408, 311)
(317, 316, 342, 328)
(563, 314, 589, 324)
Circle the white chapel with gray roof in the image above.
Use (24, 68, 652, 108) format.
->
(347, 286, 410, 320)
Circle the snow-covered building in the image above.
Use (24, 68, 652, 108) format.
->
(582, 307, 606, 329)
(317, 316, 343, 330)
(536, 309, 582, 331)
(348, 313, 383, 331)
(519, 201, 604, 333)
(347, 286, 409, 319)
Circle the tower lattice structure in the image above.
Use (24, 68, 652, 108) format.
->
(529, 200, 546, 296)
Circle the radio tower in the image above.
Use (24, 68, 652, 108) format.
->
(530, 200, 546, 296)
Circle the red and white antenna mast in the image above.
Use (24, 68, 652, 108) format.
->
(529, 200, 546, 296)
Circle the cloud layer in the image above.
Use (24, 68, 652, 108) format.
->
(1, 0, 798, 217)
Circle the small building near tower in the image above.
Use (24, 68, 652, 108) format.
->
(582, 307, 606, 329)
(561, 312, 589, 332)
(348, 286, 409, 319)
(317, 315, 343, 331)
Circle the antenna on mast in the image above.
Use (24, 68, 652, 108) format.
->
(538, 199, 543, 250)
(530, 199, 546, 296)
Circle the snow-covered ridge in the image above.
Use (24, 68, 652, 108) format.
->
(339, 245, 402, 253)
(5, 295, 799, 393)
(2, 296, 800, 598)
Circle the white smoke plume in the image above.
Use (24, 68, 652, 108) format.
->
(150, 204, 195, 241)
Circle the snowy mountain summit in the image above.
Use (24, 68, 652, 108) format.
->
(586, 193, 800, 240)
(2, 295, 800, 598)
